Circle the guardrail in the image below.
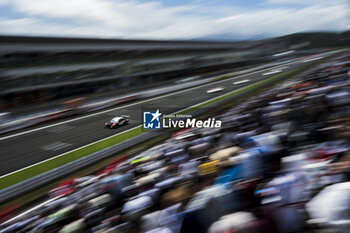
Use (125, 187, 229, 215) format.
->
(0, 130, 162, 204)
(0, 56, 327, 204)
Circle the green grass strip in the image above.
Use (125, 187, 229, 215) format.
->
(0, 61, 320, 190)
(0, 126, 143, 189)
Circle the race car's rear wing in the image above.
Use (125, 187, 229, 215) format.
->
(120, 115, 130, 118)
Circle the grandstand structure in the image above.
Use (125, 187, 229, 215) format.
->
(0, 36, 278, 109)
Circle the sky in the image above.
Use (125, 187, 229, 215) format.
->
(0, 0, 349, 40)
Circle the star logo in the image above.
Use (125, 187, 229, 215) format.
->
(151, 109, 161, 122)
(143, 109, 162, 129)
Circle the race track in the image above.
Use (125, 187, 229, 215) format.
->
(0, 60, 303, 175)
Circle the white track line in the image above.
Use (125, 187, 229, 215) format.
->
(0, 126, 141, 178)
(0, 60, 299, 142)
(0, 61, 302, 179)
(0, 80, 253, 179)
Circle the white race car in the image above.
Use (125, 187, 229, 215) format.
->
(104, 115, 129, 129)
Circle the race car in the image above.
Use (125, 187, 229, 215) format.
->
(104, 115, 129, 129)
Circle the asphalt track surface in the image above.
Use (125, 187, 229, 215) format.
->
(0, 60, 303, 176)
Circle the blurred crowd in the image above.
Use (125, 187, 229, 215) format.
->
(0, 55, 350, 233)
